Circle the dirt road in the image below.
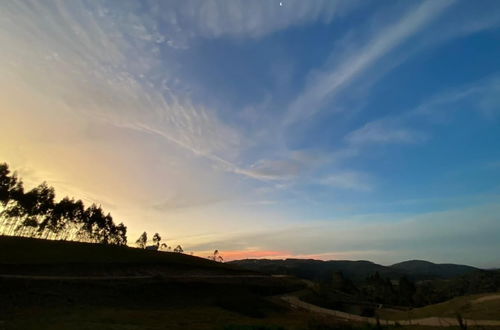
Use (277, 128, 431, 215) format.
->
(282, 295, 500, 327)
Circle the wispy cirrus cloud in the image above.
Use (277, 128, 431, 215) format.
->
(343, 76, 500, 149)
(187, 202, 500, 267)
(345, 119, 427, 146)
(238, 159, 303, 181)
(2, 0, 500, 266)
(284, 0, 455, 125)
(238, 150, 327, 181)
(411, 77, 500, 120)
(322, 171, 373, 191)
(148, 0, 360, 48)
(0, 0, 254, 180)
(0, 0, 257, 230)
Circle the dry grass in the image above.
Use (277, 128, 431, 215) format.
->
(378, 293, 500, 321)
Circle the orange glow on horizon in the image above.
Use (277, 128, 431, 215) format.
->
(193, 249, 358, 262)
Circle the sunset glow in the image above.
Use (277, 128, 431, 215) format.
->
(1, 0, 500, 267)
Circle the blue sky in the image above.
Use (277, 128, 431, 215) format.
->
(1, 0, 500, 266)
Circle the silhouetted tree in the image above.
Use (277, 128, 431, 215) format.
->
(209, 249, 223, 262)
(152, 233, 161, 247)
(363, 272, 397, 304)
(0, 162, 127, 246)
(0, 163, 21, 207)
(114, 223, 127, 245)
(331, 271, 358, 294)
(398, 276, 416, 306)
(9, 182, 55, 237)
(173, 245, 183, 253)
(136, 232, 148, 249)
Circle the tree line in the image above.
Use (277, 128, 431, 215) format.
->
(134, 231, 223, 262)
(135, 231, 185, 254)
(1, 162, 224, 261)
(0, 162, 127, 245)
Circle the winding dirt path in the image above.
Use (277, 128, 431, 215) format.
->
(282, 295, 500, 327)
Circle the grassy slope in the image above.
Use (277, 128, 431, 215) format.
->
(378, 293, 500, 321)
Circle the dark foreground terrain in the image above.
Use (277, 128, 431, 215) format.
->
(0, 236, 350, 330)
(230, 259, 500, 309)
(0, 236, 304, 329)
(1, 236, 499, 330)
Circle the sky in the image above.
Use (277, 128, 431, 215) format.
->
(1, 0, 500, 267)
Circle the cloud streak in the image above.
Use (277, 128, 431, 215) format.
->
(285, 0, 454, 125)
(0, 0, 261, 182)
(187, 202, 500, 267)
(345, 119, 427, 146)
(148, 0, 360, 48)
(1, 1, 499, 266)
(322, 171, 373, 191)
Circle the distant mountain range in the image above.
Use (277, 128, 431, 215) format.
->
(228, 258, 480, 282)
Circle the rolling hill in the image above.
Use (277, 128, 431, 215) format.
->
(1, 236, 498, 329)
(229, 259, 403, 283)
(0, 236, 309, 330)
(229, 258, 481, 283)
(0, 235, 249, 276)
(390, 260, 479, 279)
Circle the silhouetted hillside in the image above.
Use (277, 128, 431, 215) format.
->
(390, 260, 479, 279)
(0, 236, 249, 276)
(231, 258, 500, 310)
(0, 237, 312, 330)
(415, 269, 500, 304)
(229, 259, 404, 283)
(230, 258, 482, 282)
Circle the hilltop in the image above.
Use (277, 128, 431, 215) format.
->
(391, 259, 479, 279)
(229, 258, 480, 282)
(0, 235, 249, 277)
(228, 259, 400, 282)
